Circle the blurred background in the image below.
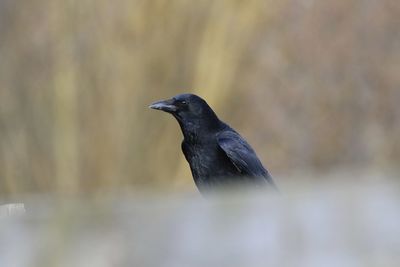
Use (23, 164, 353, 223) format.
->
(1, 1, 400, 266)
(0, 0, 399, 196)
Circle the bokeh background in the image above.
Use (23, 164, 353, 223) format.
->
(1, 0, 399, 197)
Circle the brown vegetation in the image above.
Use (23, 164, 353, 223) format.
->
(0, 0, 399, 196)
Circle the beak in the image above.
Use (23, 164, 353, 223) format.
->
(149, 98, 177, 113)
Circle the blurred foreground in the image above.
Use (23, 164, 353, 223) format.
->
(1, 176, 399, 267)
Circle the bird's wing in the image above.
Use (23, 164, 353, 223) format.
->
(216, 130, 271, 179)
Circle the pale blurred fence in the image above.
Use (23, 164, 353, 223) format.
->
(0, 203, 25, 217)
(1, 178, 399, 267)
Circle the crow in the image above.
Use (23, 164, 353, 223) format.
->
(149, 93, 276, 192)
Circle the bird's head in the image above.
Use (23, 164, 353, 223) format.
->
(149, 93, 221, 136)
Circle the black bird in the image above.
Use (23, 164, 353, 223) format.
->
(149, 93, 276, 192)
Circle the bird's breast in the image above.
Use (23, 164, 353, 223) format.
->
(182, 141, 240, 186)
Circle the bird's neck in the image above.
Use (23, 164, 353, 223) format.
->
(179, 117, 222, 144)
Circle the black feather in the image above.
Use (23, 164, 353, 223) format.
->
(150, 93, 277, 192)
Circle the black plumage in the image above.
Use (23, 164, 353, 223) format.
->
(149, 93, 276, 192)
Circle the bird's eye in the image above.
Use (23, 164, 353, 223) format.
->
(180, 100, 187, 105)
